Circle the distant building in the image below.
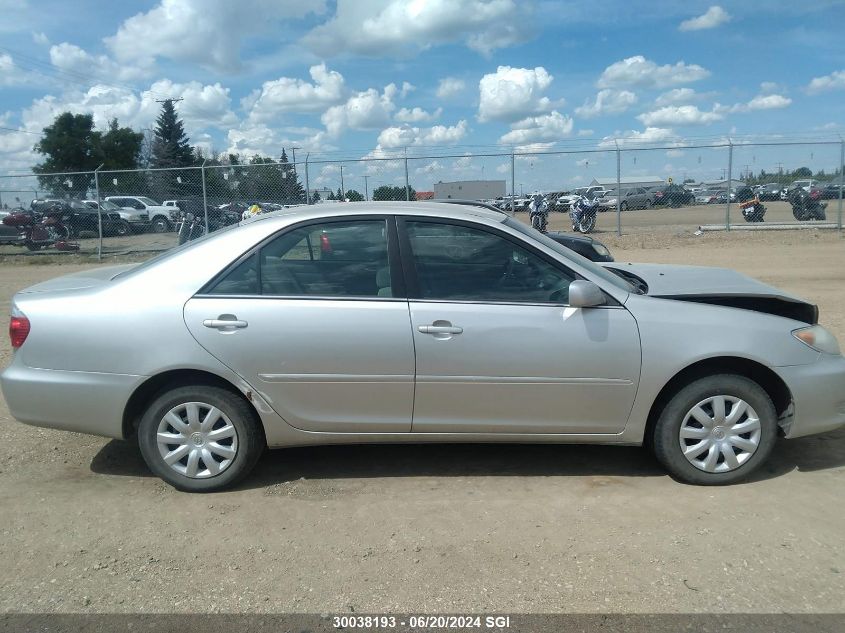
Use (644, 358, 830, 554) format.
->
(309, 187, 333, 200)
(415, 191, 435, 200)
(590, 176, 665, 190)
(702, 179, 746, 189)
(433, 180, 506, 200)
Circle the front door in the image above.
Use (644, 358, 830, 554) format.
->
(400, 219, 641, 434)
(184, 217, 415, 433)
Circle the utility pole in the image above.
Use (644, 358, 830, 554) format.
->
(363, 175, 370, 201)
(289, 146, 300, 174)
(340, 165, 345, 199)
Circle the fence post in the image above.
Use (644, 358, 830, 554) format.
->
(200, 160, 209, 235)
(305, 154, 311, 204)
(404, 151, 410, 201)
(510, 150, 515, 215)
(838, 139, 844, 232)
(94, 164, 104, 261)
(615, 140, 622, 236)
(725, 139, 733, 231)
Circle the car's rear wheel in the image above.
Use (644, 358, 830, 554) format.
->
(137, 385, 265, 492)
(652, 375, 777, 485)
(620, 201, 628, 212)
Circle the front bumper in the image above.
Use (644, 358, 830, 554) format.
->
(775, 354, 845, 438)
(0, 363, 142, 439)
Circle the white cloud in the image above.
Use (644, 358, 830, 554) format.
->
(654, 88, 700, 106)
(436, 77, 466, 99)
(499, 111, 573, 144)
(302, 0, 529, 58)
(637, 105, 723, 127)
(244, 63, 346, 122)
(377, 120, 468, 148)
(478, 66, 556, 122)
(807, 70, 845, 94)
(598, 127, 675, 148)
(106, 0, 326, 72)
(400, 81, 415, 98)
(226, 122, 332, 157)
(597, 55, 710, 89)
(666, 149, 684, 158)
(31, 31, 49, 45)
(729, 94, 792, 112)
(415, 160, 444, 174)
(577, 129, 594, 137)
(679, 6, 731, 31)
(321, 85, 398, 137)
(50, 42, 153, 81)
(395, 106, 443, 123)
(574, 89, 637, 118)
(759, 82, 779, 93)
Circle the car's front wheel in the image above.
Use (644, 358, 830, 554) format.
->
(652, 375, 778, 485)
(150, 216, 171, 233)
(137, 385, 265, 492)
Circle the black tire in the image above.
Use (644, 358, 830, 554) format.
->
(578, 213, 596, 234)
(652, 374, 778, 485)
(531, 214, 541, 230)
(812, 206, 827, 221)
(620, 201, 628, 212)
(137, 385, 265, 492)
(150, 216, 171, 233)
(112, 220, 131, 236)
(645, 199, 653, 209)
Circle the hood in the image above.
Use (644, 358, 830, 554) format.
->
(604, 262, 818, 324)
(17, 263, 140, 294)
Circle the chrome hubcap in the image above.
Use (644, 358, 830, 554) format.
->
(156, 402, 238, 479)
(679, 395, 761, 473)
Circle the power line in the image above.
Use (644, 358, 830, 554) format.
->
(0, 125, 40, 136)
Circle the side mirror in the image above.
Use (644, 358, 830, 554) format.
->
(568, 280, 606, 308)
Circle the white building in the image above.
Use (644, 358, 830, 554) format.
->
(434, 180, 506, 200)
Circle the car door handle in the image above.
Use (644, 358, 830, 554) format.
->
(418, 324, 463, 335)
(203, 318, 248, 330)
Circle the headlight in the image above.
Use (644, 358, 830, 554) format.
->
(593, 244, 611, 257)
(793, 325, 841, 355)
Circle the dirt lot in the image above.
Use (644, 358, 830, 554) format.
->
(0, 228, 844, 615)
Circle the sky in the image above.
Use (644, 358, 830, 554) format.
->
(1, 0, 844, 193)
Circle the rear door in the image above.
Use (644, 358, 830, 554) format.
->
(184, 216, 416, 433)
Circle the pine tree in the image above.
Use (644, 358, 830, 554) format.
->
(151, 99, 194, 168)
(279, 149, 305, 204)
(336, 187, 343, 201)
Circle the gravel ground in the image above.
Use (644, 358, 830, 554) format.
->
(0, 228, 844, 614)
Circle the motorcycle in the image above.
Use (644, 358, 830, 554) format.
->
(736, 186, 766, 223)
(0, 205, 79, 251)
(176, 201, 243, 245)
(528, 195, 549, 233)
(569, 195, 599, 234)
(788, 187, 827, 221)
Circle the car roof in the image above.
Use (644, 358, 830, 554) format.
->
(244, 201, 509, 226)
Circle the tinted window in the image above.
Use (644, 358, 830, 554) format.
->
(405, 221, 575, 304)
(207, 220, 391, 298)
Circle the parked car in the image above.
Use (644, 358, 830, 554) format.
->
(618, 187, 654, 211)
(105, 196, 173, 233)
(650, 184, 695, 208)
(30, 199, 128, 237)
(545, 231, 614, 262)
(4, 201, 843, 491)
(596, 190, 620, 211)
(557, 187, 605, 211)
(756, 183, 783, 201)
(789, 179, 818, 193)
(695, 190, 719, 205)
(819, 182, 844, 200)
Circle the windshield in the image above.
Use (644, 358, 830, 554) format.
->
(138, 197, 159, 205)
(99, 200, 120, 210)
(504, 217, 638, 294)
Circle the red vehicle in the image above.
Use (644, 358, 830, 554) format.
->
(0, 205, 79, 251)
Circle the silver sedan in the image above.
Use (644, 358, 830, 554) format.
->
(3, 202, 844, 491)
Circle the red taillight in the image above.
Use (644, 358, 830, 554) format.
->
(10, 314, 30, 349)
(320, 232, 332, 254)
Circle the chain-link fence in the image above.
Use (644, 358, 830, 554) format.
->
(1, 138, 843, 260)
